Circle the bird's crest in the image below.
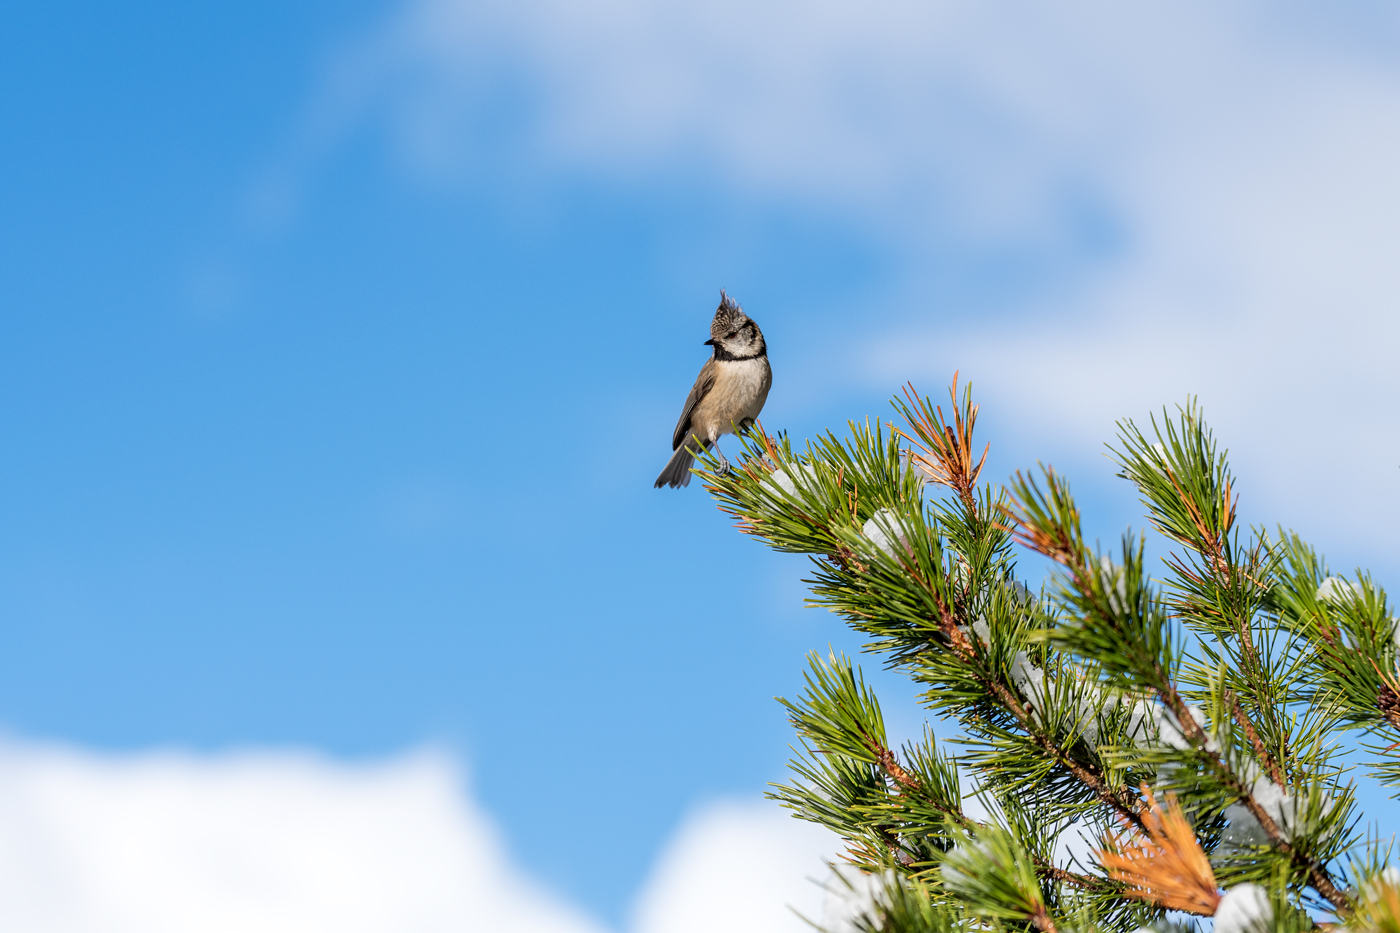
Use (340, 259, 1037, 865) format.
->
(711, 290, 747, 338)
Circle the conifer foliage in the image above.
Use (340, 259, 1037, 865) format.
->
(700, 379, 1400, 932)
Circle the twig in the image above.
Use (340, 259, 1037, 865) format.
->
(981, 677, 1147, 833)
(1229, 692, 1286, 786)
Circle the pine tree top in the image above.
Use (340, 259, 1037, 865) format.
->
(699, 377, 1400, 933)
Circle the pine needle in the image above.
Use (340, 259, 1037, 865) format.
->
(1097, 786, 1221, 916)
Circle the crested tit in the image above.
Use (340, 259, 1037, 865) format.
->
(655, 291, 772, 489)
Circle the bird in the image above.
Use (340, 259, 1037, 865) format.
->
(655, 291, 772, 489)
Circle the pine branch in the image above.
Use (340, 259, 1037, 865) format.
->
(1003, 463, 1352, 912)
(890, 377, 987, 516)
(978, 670, 1147, 833)
(865, 720, 1118, 896)
(702, 381, 1380, 929)
(1229, 690, 1286, 787)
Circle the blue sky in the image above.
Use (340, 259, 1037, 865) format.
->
(4, 0, 1400, 927)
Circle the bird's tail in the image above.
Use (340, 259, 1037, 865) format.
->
(654, 443, 702, 488)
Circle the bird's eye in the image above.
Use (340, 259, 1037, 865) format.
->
(726, 330, 739, 338)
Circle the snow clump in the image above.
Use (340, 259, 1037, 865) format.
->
(767, 462, 819, 498)
(1316, 576, 1358, 604)
(862, 508, 905, 557)
(1213, 883, 1272, 933)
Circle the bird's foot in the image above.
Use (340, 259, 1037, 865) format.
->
(715, 449, 732, 476)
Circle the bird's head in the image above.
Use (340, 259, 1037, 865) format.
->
(704, 291, 765, 358)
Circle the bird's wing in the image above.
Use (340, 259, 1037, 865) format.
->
(671, 358, 717, 450)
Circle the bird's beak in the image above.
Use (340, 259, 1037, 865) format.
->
(703, 338, 717, 346)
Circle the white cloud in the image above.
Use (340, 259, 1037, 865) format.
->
(0, 740, 841, 933)
(630, 800, 835, 933)
(0, 742, 604, 933)
(342, 0, 1109, 235)
(313, 0, 1400, 552)
(851, 3, 1400, 552)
